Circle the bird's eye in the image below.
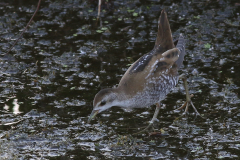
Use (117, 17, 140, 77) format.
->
(100, 100, 106, 106)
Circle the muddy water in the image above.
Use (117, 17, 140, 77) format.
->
(0, 0, 240, 159)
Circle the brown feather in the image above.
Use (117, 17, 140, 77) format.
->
(118, 10, 178, 98)
(118, 48, 180, 98)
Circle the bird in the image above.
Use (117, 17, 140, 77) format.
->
(88, 9, 200, 132)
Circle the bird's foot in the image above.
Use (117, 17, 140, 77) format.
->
(133, 120, 159, 135)
(174, 94, 204, 121)
(175, 74, 204, 121)
(133, 104, 163, 135)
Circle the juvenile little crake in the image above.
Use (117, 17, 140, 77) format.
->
(88, 9, 200, 130)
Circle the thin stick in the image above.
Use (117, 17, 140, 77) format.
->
(6, 0, 41, 54)
(97, 0, 101, 20)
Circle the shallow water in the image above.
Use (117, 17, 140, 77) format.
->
(0, 0, 240, 159)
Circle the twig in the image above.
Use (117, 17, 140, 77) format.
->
(6, 0, 41, 54)
(97, 0, 101, 20)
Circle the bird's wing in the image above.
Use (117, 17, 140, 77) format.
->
(149, 34, 185, 74)
(118, 47, 181, 95)
(127, 9, 176, 75)
(146, 48, 180, 78)
(153, 9, 175, 53)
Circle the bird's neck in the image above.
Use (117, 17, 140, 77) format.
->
(112, 87, 136, 108)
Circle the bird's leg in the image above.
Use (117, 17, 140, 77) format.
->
(150, 103, 161, 124)
(134, 103, 162, 134)
(176, 74, 201, 118)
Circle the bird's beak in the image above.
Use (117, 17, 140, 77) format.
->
(87, 110, 99, 123)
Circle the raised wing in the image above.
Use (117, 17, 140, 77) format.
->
(154, 9, 175, 53)
(128, 9, 175, 75)
(118, 9, 185, 97)
(147, 34, 185, 77)
(145, 47, 180, 79)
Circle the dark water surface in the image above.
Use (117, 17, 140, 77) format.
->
(0, 0, 240, 159)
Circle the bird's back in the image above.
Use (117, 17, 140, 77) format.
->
(117, 10, 186, 107)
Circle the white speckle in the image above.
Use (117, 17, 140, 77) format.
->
(191, 69, 199, 76)
(219, 59, 226, 65)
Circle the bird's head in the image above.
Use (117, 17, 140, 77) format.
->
(88, 88, 118, 123)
